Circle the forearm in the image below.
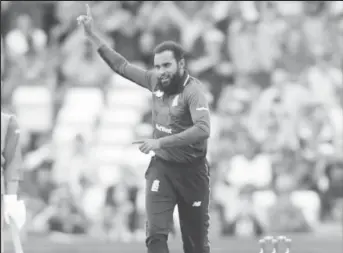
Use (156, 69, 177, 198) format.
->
(92, 33, 153, 90)
(159, 123, 210, 148)
(97, 43, 129, 75)
(89, 31, 106, 50)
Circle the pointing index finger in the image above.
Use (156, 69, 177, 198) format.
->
(132, 140, 144, 144)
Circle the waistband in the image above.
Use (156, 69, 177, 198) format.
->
(153, 155, 207, 168)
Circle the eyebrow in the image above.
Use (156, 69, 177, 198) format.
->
(154, 62, 172, 68)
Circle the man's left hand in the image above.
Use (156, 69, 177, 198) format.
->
(133, 139, 161, 154)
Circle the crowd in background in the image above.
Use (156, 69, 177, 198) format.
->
(1, 1, 343, 240)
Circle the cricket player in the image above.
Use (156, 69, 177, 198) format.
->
(1, 37, 25, 253)
(78, 5, 211, 253)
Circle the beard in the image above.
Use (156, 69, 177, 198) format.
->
(158, 71, 184, 95)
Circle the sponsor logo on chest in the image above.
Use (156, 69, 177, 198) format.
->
(155, 124, 172, 134)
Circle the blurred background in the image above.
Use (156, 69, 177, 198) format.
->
(1, 1, 343, 252)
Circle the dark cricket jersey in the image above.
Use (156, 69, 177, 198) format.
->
(98, 45, 211, 163)
(1, 112, 22, 194)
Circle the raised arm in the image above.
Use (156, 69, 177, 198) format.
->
(77, 4, 156, 91)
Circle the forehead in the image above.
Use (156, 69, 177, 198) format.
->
(154, 50, 176, 65)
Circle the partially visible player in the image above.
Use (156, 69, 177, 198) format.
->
(1, 37, 26, 253)
(78, 5, 211, 253)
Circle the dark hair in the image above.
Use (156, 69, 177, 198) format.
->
(153, 41, 185, 62)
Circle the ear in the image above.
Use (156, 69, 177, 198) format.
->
(178, 58, 185, 71)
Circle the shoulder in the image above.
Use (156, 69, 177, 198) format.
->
(183, 76, 208, 99)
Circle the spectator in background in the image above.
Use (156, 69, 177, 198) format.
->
(28, 160, 57, 208)
(268, 159, 321, 231)
(68, 134, 94, 197)
(268, 174, 311, 233)
(52, 134, 96, 201)
(323, 159, 343, 221)
(103, 183, 133, 241)
(189, 27, 232, 109)
(306, 52, 342, 109)
(226, 140, 272, 190)
(5, 14, 47, 60)
(249, 69, 310, 151)
(28, 183, 88, 235)
(272, 148, 298, 182)
(3, 13, 48, 104)
(213, 84, 253, 163)
(51, 1, 83, 45)
(61, 38, 112, 87)
(106, 3, 143, 62)
(47, 184, 88, 235)
(138, 31, 155, 67)
(297, 102, 335, 158)
(148, 2, 202, 49)
(276, 23, 313, 77)
(223, 186, 264, 237)
(213, 139, 272, 236)
(229, 2, 261, 77)
(24, 160, 57, 232)
(254, 2, 282, 88)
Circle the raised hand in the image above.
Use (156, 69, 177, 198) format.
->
(77, 4, 94, 38)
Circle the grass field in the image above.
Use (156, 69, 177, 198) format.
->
(4, 233, 342, 253)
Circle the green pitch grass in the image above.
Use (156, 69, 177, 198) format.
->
(4, 233, 342, 253)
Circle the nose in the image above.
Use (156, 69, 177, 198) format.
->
(158, 68, 167, 78)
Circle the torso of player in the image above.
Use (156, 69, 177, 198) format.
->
(151, 78, 207, 163)
(152, 90, 192, 138)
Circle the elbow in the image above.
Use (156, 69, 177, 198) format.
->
(203, 127, 210, 140)
(98, 46, 127, 74)
(197, 123, 210, 141)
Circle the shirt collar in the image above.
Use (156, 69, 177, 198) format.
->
(182, 73, 190, 87)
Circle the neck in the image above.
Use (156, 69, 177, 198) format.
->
(175, 72, 189, 94)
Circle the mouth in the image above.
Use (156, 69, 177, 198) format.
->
(160, 76, 170, 85)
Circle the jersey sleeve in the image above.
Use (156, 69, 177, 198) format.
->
(3, 116, 23, 182)
(187, 86, 211, 134)
(98, 44, 157, 91)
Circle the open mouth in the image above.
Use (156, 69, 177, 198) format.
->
(161, 76, 170, 84)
